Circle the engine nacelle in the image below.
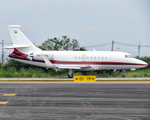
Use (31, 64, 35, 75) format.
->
(32, 51, 54, 61)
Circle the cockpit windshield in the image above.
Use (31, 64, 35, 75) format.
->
(125, 55, 134, 58)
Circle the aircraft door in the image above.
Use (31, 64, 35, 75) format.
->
(81, 55, 86, 61)
(48, 51, 54, 60)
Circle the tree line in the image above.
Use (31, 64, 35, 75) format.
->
(39, 36, 86, 51)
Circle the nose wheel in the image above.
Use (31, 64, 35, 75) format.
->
(68, 73, 73, 78)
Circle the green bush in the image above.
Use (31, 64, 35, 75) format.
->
(0, 56, 149, 78)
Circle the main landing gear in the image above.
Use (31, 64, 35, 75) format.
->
(121, 69, 126, 78)
(68, 69, 73, 78)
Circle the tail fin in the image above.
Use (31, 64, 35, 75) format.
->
(6, 25, 41, 53)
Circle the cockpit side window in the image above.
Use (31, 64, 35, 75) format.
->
(125, 55, 128, 58)
(130, 55, 134, 58)
(125, 55, 134, 58)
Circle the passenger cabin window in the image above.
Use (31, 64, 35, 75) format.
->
(90, 57, 93, 60)
(75, 57, 77, 60)
(87, 57, 89, 60)
(98, 57, 100, 60)
(94, 57, 96, 60)
(78, 57, 80, 60)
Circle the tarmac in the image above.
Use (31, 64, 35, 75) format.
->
(0, 82, 150, 120)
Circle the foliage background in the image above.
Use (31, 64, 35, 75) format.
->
(0, 56, 149, 78)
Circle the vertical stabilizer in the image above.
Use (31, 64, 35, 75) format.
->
(8, 25, 41, 53)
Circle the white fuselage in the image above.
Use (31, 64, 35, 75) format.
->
(13, 51, 148, 71)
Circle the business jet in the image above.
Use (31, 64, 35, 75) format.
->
(4, 25, 148, 78)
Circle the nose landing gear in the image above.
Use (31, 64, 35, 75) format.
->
(68, 69, 73, 78)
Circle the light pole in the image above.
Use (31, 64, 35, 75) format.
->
(0, 39, 4, 64)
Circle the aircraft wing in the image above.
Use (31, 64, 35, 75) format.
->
(41, 54, 54, 68)
(41, 54, 91, 69)
(57, 65, 91, 69)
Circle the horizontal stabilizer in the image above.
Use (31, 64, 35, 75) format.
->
(4, 44, 30, 49)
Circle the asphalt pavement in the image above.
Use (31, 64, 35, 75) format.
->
(0, 82, 150, 120)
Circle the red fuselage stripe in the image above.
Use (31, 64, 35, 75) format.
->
(50, 60, 147, 66)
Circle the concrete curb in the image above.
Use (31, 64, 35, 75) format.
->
(0, 78, 150, 82)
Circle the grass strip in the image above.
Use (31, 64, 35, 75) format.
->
(96, 79, 150, 82)
(0, 80, 73, 82)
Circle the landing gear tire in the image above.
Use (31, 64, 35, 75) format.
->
(68, 73, 73, 78)
(121, 69, 126, 78)
(68, 69, 73, 78)
(122, 75, 125, 78)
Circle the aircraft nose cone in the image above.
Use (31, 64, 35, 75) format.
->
(134, 58, 148, 69)
(145, 62, 148, 66)
(140, 60, 148, 67)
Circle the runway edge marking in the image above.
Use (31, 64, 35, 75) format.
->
(3, 94, 16, 96)
(0, 101, 8, 104)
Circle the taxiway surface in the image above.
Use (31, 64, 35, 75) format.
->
(0, 82, 150, 120)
